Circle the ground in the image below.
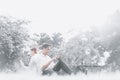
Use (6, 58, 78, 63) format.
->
(0, 71, 120, 80)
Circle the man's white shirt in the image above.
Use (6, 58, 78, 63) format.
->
(29, 53, 55, 74)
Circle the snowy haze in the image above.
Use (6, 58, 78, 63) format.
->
(0, 0, 120, 36)
(0, 0, 120, 80)
(0, 71, 120, 80)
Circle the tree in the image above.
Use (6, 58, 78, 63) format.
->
(97, 10, 120, 71)
(61, 31, 101, 69)
(51, 33, 63, 48)
(88, 10, 120, 71)
(35, 33, 52, 47)
(0, 16, 29, 72)
(34, 32, 63, 48)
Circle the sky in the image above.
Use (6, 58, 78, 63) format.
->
(0, 0, 120, 37)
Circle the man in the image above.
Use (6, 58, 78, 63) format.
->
(30, 43, 72, 75)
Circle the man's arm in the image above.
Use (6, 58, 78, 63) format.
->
(41, 59, 53, 71)
(41, 57, 58, 71)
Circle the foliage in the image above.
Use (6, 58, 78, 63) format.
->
(34, 32, 63, 48)
(0, 16, 29, 71)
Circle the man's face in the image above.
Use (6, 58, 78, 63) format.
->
(43, 47, 51, 55)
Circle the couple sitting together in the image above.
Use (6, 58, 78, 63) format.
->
(29, 44, 72, 75)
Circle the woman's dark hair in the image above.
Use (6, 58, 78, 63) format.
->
(31, 48, 37, 53)
(41, 43, 51, 49)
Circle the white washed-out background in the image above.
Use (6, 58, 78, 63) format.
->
(0, 71, 120, 80)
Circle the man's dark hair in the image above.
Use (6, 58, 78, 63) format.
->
(41, 43, 51, 49)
